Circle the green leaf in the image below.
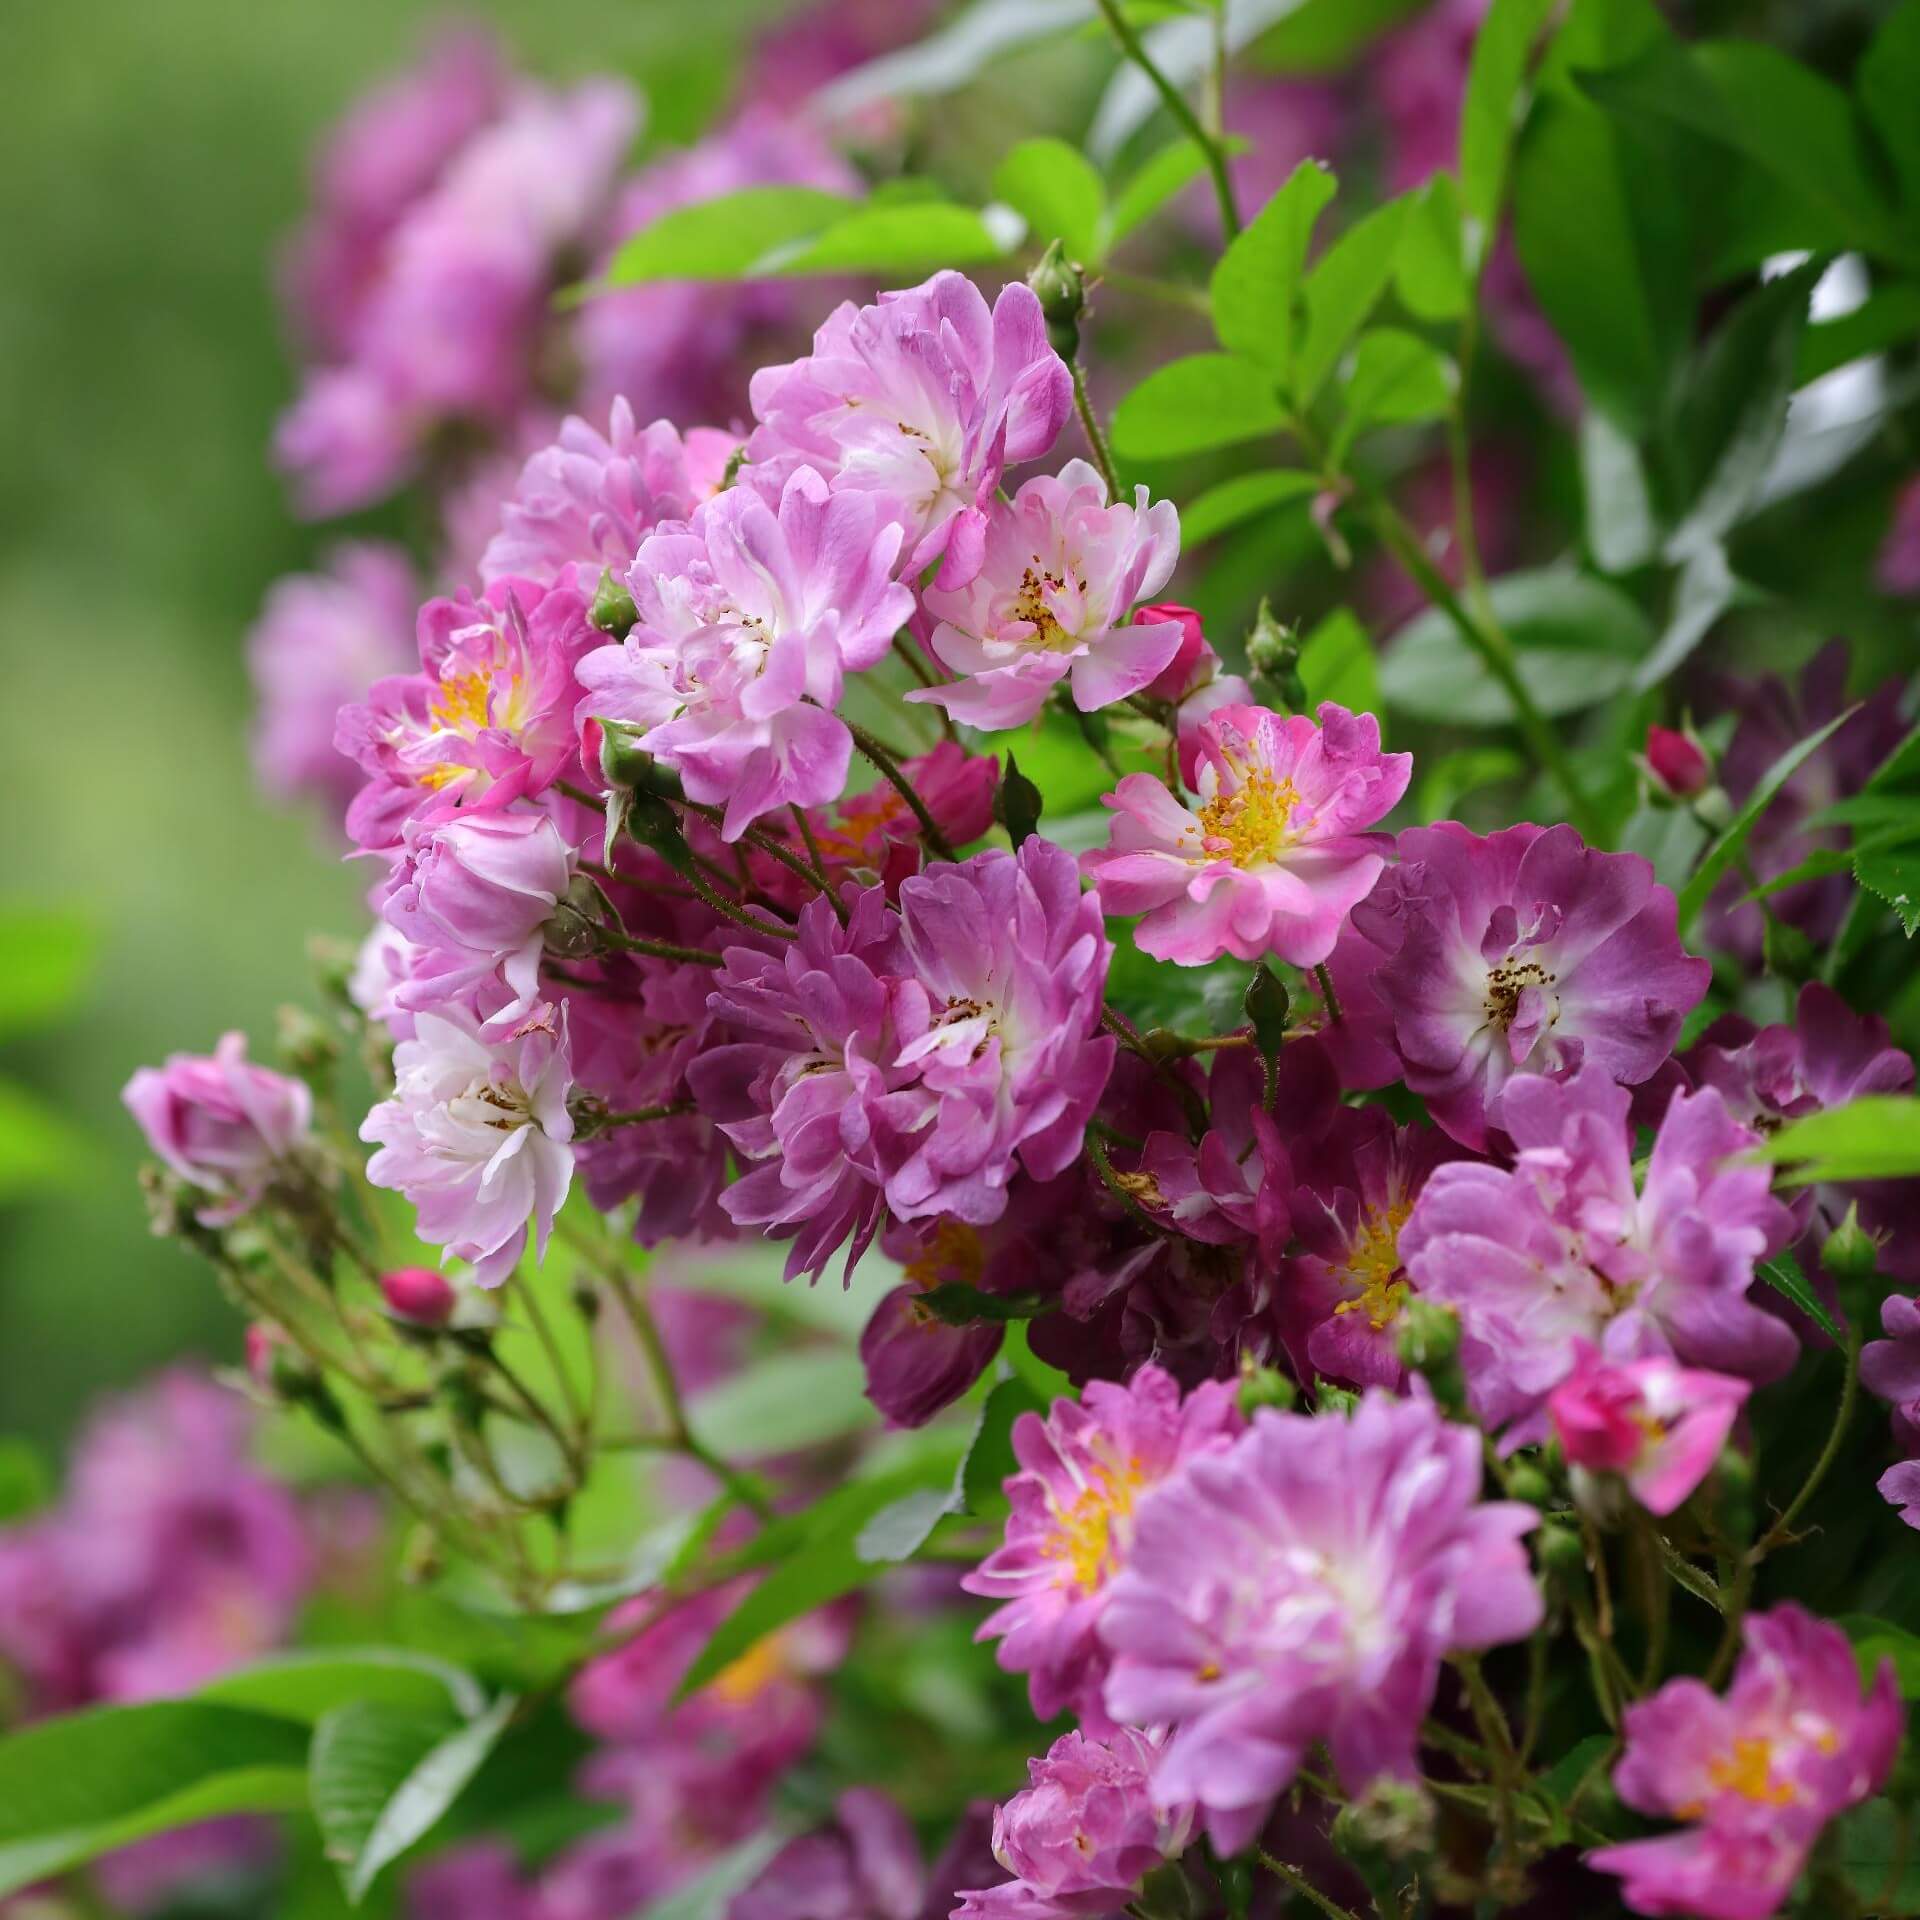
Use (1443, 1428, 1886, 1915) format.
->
(1663, 260, 1820, 560)
(1754, 1249, 1842, 1343)
(1180, 469, 1320, 544)
(0, 906, 95, 1038)
(1631, 541, 1744, 691)
(1579, 411, 1659, 574)
(1856, 839, 1920, 936)
(1859, 3, 1920, 212)
(198, 1649, 487, 1726)
(0, 1439, 49, 1523)
(0, 1079, 87, 1201)
(1257, 0, 1424, 71)
(1107, 138, 1226, 250)
(1417, 746, 1527, 822)
(1295, 196, 1412, 403)
(1110, 354, 1287, 460)
(1459, 0, 1558, 264)
(1676, 705, 1861, 931)
(1209, 160, 1337, 378)
(1835, 1799, 1920, 1915)
(1796, 283, 1920, 385)
(1393, 175, 1469, 321)
(596, 185, 854, 285)
(0, 1703, 310, 1897)
(688, 1345, 875, 1457)
(993, 138, 1104, 263)
(761, 202, 1007, 278)
(1840, 1615, 1920, 1696)
(1297, 607, 1381, 718)
(1745, 1097, 1920, 1184)
(1380, 571, 1652, 723)
(1331, 328, 1455, 462)
(644, 1835, 786, 1920)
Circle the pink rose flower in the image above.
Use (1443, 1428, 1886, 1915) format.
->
(1644, 723, 1713, 799)
(1135, 601, 1216, 704)
(123, 1034, 313, 1226)
(1083, 702, 1411, 968)
(907, 461, 1183, 730)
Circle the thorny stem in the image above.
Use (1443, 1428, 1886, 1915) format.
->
(1085, 1129, 1175, 1239)
(1313, 961, 1343, 1026)
(597, 928, 726, 968)
(1256, 1851, 1360, 1920)
(590, 1102, 695, 1130)
(676, 859, 801, 942)
(1092, 0, 1241, 239)
(1072, 360, 1123, 499)
(841, 715, 957, 859)
(677, 797, 845, 921)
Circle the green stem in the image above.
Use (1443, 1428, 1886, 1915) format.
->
(841, 716, 957, 859)
(1255, 1852, 1359, 1920)
(1072, 359, 1122, 499)
(1092, 0, 1241, 238)
(599, 928, 726, 968)
(1757, 1314, 1864, 1559)
(676, 862, 799, 942)
(1313, 960, 1343, 1025)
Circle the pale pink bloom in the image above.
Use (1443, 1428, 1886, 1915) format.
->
(908, 461, 1183, 731)
(576, 465, 914, 840)
(1549, 1344, 1750, 1516)
(748, 271, 1072, 589)
(361, 1004, 575, 1287)
(1083, 703, 1411, 968)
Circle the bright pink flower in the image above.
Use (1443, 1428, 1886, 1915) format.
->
(748, 271, 1072, 589)
(338, 575, 597, 852)
(961, 1365, 1243, 1733)
(380, 807, 575, 1031)
(730, 1789, 922, 1920)
(576, 466, 914, 840)
(1135, 602, 1214, 704)
(1645, 724, 1713, 799)
(481, 400, 698, 589)
(1549, 1345, 1750, 1516)
(1589, 1606, 1900, 1919)
(1878, 474, 1920, 596)
(1364, 821, 1711, 1149)
(361, 1004, 575, 1287)
(380, 1266, 458, 1327)
(954, 1728, 1194, 1920)
(1100, 1391, 1541, 1854)
(1084, 703, 1411, 968)
(909, 462, 1183, 730)
(1403, 1069, 1797, 1439)
(247, 542, 417, 815)
(123, 1034, 313, 1226)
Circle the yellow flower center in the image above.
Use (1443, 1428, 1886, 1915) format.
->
(430, 669, 495, 734)
(1012, 562, 1082, 651)
(707, 1630, 790, 1705)
(1196, 768, 1303, 868)
(1674, 1737, 1798, 1820)
(1331, 1200, 1414, 1331)
(903, 1219, 985, 1322)
(1042, 1450, 1147, 1593)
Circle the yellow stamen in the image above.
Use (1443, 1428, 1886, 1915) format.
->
(1704, 1737, 1796, 1809)
(430, 669, 494, 734)
(1330, 1199, 1414, 1332)
(1042, 1450, 1147, 1592)
(1196, 769, 1302, 867)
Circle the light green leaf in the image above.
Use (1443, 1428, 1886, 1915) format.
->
(1110, 354, 1287, 460)
(1840, 1615, 1920, 1697)
(760, 202, 1007, 277)
(1744, 1097, 1920, 1184)
(1856, 840, 1920, 937)
(198, 1648, 486, 1726)
(1579, 411, 1659, 574)
(1107, 138, 1229, 249)
(993, 138, 1104, 263)
(0, 1440, 50, 1523)
(1331, 328, 1455, 462)
(1297, 608, 1381, 719)
(1394, 175, 1469, 321)
(1180, 469, 1320, 544)
(1859, 3, 1920, 212)
(1676, 705, 1860, 930)
(596, 186, 854, 286)
(1295, 196, 1412, 403)
(1459, 0, 1558, 265)
(689, 1345, 875, 1457)
(1209, 160, 1337, 378)
(0, 1703, 310, 1898)
(0, 1079, 87, 1202)
(1754, 1249, 1842, 1342)
(1380, 571, 1652, 723)
(1257, 0, 1424, 70)
(0, 906, 95, 1038)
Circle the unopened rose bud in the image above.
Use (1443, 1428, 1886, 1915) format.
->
(1332, 1778, 1435, 1864)
(1396, 1298, 1461, 1369)
(1506, 1461, 1555, 1510)
(1315, 1382, 1359, 1417)
(1822, 1202, 1883, 1284)
(1138, 603, 1216, 704)
(1026, 240, 1085, 359)
(589, 568, 638, 638)
(595, 717, 666, 792)
(380, 1266, 457, 1328)
(1245, 597, 1306, 711)
(1643, 724, 1712, 800)
(1238, 1359, 1298, 1419)
(1536, 1518, 1587, 1587)
(543, 873, 605, 960)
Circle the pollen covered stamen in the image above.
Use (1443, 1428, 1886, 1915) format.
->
(1041, 1451, 1146, 1593)
(1331, 1199, 1414, 1331)
(1196, 768, 1304, 868)
(1483, 958, 1558, 1031)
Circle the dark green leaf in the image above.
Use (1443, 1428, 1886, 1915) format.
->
(1380, 571, 1652, 723)
(1257, 0, 1424, 71)
(1209, 160, 1337, 378)
(1297, 607, 1381, 717)
(1835, 1799, 1920, 1915)
(1754, 1249, 1842, 1342)
(1110, 354, 1286, 460)
(0, 1703, 310, 1897)
(1296, 197, 1412, 403)
(0, 907, 95, 1038)
(992, 138, 1104, 263)
(1859, 3, 1920, 212)
(1459, 0, 1558, 263)
(1676, 705, 1860, 930)
(596, 186, 854, 286)
(1745, 1097, 1920, 1184)
(1856, 840, 1920, 936)
(917, 1283, 1049, 1326)
(960, 1375, 1047, 1516)
(1796, 283, 1920, 385)
(1331, 328, 1455, 461)
(1180, 470, 1320, 544)
(996, 754, 1044, 850)
(1394, 175, 1469, 321)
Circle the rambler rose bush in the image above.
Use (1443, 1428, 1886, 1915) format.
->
(10, 4, 1920, 1919)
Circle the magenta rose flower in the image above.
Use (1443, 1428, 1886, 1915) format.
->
(962, 1365, 1242, 1733)
(1364, 821, 1710, 1149)
(1588, 1605, 1899, 1919)
(361, 1003, 575, 1287)
(1084, 702, 1411, 969)
(123, 1033, 313, 1226)
(1549, 1344, 1750, 1516)
(747, 270, 1071, 589)
(954, 1728, 1194, 1920)
(906, 461, 1184, 731)
(575, 465, 914, 840)
(1402, 1068, 1798, 1439)
(1100, 1390, 1541, 1854)
(860, 1226, 1004, 1430)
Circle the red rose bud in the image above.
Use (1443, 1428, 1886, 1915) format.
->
(1137, 602, 1216, 703)
(1644, 724, 1711, 799)
(380, 1266, 457, 1327)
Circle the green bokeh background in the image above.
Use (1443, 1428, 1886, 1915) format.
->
(0, 0, 782, 1444)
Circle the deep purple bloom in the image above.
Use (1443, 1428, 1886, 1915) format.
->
(730, 1789, 922, 1920)
(1864, 1294, 1920, 1491)
(1365, 821, 1711, 1149)
(1402, 1068, 1798, 1439)
(123, 1033, 313, 1226)
(962, 1365, 1243, 1733)
(1100, 1391, 1541, 1853)
(1589, 1605, 1900, 1919)
(862, 1219, 1005, 1428)
(953, 1728, 1194, 1920)
(748, 271, 1072, 590)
